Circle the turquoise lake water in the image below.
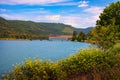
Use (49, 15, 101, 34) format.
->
(0, 40, 91, 76)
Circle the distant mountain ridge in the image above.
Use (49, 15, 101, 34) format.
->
(0, 17, 93, 39)
(76, 27, 93, 34)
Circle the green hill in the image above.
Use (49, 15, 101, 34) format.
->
(0, 17, 92, 39)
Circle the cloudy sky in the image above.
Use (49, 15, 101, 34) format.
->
(0, 0, 118, 28)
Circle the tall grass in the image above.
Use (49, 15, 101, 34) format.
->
(4, 44, 120, 80)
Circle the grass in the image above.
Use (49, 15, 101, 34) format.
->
(3, 44, 120, 80)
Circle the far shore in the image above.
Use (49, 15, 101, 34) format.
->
(0, 38, 30, 40)
(49, 35, 72, 39)
(0, 35, 73, 40)
(0, 38, 120, 44)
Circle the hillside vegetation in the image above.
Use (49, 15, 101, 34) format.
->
(0, 17, 92, 40)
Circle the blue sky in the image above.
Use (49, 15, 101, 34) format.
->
(0, 0, 118, 28)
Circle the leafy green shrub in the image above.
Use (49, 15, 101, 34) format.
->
(107, 44, 120, 54)
(59, 47, 120, 79)
(4, 58, 59, 80)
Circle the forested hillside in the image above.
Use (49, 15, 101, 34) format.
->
(0, 17, 92, 40)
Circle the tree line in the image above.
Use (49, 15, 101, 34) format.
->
(0, 33, 49, 40)
(71, 31, 86, 42)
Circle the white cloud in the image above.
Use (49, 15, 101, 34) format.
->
(21, 8, 50, 14)
(59, 6, 104, 28)
(0, 14, 31, 20)
(78, 1, 89, 7)
(0, 0, 67, 5)
(49, 2, 78, 6)
(84, 6, 104, 14)
(59, 15, 96, 28)
(0, 8, 8, 12)
(83, 6, 104, 21)
(60, 15, 80, 27)
(45, 15, 61, 21)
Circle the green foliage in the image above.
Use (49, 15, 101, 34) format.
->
(71, 31, 86, 42)
(97, 1, 120, 26)
(60, 47, 120, 78)
(90, 1, 120, 49)
(4, 59, 59, 80)
(96, 1, 120, 38)
(78, 31, 86, 42)
(62, 27, 74, 34)
(90, 24, 117, 49)
(107, 43, 120, 55)
(4, 44, 120, 80)
(71, 31, 78, 41)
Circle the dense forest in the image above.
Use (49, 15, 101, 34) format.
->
(0, 17, 92, 40)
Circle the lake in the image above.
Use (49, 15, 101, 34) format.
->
(0, 40, 91, 76)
